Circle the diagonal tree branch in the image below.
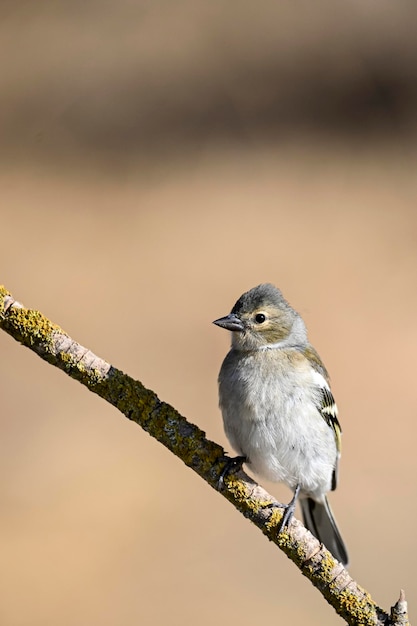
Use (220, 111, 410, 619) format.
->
(0, 285, 409, 626)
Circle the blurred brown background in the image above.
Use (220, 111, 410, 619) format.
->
(1, 2, 417, 624)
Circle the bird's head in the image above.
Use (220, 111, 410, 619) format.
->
(213, 283, 307, 351)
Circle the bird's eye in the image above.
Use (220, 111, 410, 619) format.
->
(255, 313, 266, 324)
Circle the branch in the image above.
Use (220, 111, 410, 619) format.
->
(0, 285, 409, 626)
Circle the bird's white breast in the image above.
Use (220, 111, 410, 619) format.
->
(218, 348, 337, 500)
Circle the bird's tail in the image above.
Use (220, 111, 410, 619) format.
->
(300, 496, 348, 566)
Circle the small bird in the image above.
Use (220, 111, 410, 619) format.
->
(213, 283, 348, 566)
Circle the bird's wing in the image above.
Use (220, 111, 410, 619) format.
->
(319, 385, 342, 452)
(303, 345, 342, 491)
(318, 385, 341, 491)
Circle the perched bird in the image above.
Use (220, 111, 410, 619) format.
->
(213, 283, 348, 566)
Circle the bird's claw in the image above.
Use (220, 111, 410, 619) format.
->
(217, 456, 246, 490)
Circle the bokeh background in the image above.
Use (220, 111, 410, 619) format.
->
(1, 2, 417, 624)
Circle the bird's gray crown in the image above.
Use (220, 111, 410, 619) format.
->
(231, 283, 293, 315)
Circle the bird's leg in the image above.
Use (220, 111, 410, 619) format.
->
(277, 484, 301, 532)
(217, 456, 247, 490)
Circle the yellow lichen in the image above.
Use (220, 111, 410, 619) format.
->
(264, 507, 282, 532)
(3, 307, 64, 347)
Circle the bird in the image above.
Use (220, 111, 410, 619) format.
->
(213, 283, 348, 566)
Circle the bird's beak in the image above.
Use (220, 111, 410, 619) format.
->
(213, 313, 244, 332)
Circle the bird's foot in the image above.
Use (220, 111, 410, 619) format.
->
(217, 456, 247, 490)
(266, 484, 301, 533)
(277, 501, 297, 532)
